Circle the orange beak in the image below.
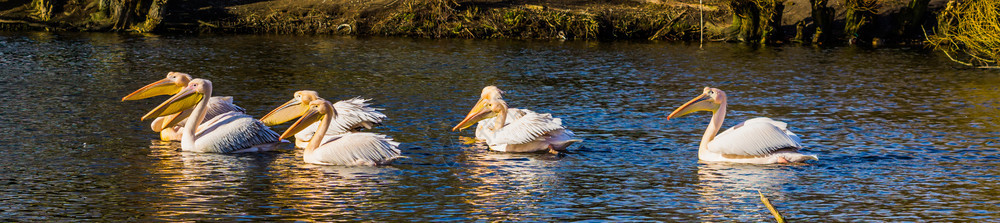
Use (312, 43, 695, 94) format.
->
(667, 92, 718, 120)
(121, 78, 182, 101)
(452, 97, 496, 131)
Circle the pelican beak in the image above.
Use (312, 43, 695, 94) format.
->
(260, 98, 305, 126)
(151, 116, 167, 132)
(159, 109, 192, 130)
(151, 113, 188, 133)
(280, 107, 323, 140)
(141, 85, 204, 121)
(121, 78, 181, 101)
(452, 97, 496, 131)
(668, 92, 719, 120)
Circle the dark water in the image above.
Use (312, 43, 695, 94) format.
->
(1, 31, 998, 221)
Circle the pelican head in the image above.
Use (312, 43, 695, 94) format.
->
(260, 90, 322, 126)
(480, 86, 503, 100)
(141, 79, 211, 121)
(121, 72, 193, 101)
(452, 86, 508, 131)
(668, 87, 726, 120)
(279, 99, 334, 140)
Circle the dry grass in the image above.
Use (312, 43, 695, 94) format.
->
(0, 0, 715, 40)
(927, 0, 1000, 68)
(29, 0, 53, 21)
(361, 0, 697, 40)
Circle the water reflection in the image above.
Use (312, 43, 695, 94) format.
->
(458, 146, 561, 220)
(144, 140, 284, 220)
(271, 157, 402, 221)
(956, 75, 1000, 131)
(144, 140, 408, 221)
(696, 162, 800, 221)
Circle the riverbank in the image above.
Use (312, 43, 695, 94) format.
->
(1, 0, 949, 44)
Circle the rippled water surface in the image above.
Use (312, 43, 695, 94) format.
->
(1, 31, 998, 221)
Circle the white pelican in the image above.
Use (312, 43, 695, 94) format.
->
(668, 87, 818, 164)
(452, 86, 580, 153)
(141, 79, 282, 153)
(260, 90, 387, 148)
(277, 98, 401, 166)
(122, 72, 245, 141)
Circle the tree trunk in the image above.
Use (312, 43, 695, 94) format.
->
(810, 0, 834, 44)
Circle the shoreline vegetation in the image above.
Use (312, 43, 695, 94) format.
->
(1, 0, 996, 68)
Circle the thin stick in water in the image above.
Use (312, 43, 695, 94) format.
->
(758, 190, 785, 223)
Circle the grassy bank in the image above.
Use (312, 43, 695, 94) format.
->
(0, 0, 954, 43)
(189, 0, 718, 41)
(2, 0, 996, 67)
(0, 0, 941, 42)
(0, 0, 729, 41)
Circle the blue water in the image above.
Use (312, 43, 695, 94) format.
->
(1, 31, 997, 221)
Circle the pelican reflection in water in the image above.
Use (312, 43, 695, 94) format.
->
(696, 163, 798, 221)
(122, 72, 246, 141)
(452, 86, 580, 153)
(141, 79, 282, 153)
(668, 87, 817, 164)
(456, 148, 561, 218)
(144, 140, 283, 218)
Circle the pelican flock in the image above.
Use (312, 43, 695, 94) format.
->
(451, 86, 580, 153)
(668, 87, 818, 164)
(124, 72, 820, 166)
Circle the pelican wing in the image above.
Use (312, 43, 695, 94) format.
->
(491, 111, 566, 146)
(295, 97, 387, 140)
(311, 132, 402, 166)
(193, 111, 280, 153)
(708, 117, 802, 157)
(504, 108, 529, 120)
(475, 108, 528, 140)
(331, 97, 387, 132)
(205, 96, 246, 119)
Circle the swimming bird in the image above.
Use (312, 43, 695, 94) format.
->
(668, 87, 817, 164)
(277, 98, 401, 166)
(142, 79, 282, 153)
(452, 86, 579, 153)
(122, 72, 245, 141)
(260, 90, 386, 148)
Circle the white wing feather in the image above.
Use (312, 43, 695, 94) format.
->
(708, 117, 801, 157)
(490, 111, 566, 146)
(192, 111, 280, 153)
(309, 132, 402, 166)
(475, 108, 527, 140)
(295, 97, 387, 140)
